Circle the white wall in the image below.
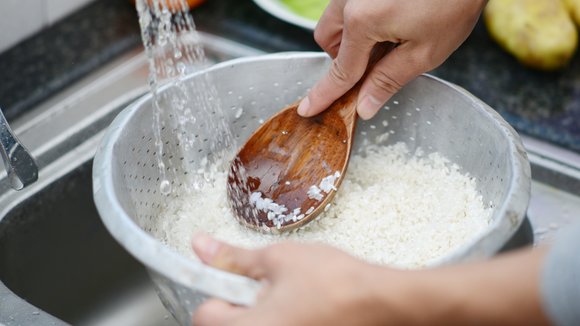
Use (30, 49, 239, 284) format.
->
(0, 0, 97, 54)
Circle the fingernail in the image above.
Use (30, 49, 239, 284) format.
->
(358, 94, 382, 120)
(192, 233, 220, 260)
(297, 96, 310, 116)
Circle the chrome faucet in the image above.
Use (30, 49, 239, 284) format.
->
(0, 107, 38, 190)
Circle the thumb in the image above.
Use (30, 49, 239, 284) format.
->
(192, 233, 265, 279)
(357, 43, 428, 120)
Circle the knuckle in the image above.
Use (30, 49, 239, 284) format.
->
(328, 59, 352, 86)
(369, 70, 404, 96)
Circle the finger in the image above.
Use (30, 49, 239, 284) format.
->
(357, 42, 431, 120)
(298, 34, 375, 117)
(314, 0, 346, 57)
(191, 233, 267, 279)
(192, 298, 246, 326)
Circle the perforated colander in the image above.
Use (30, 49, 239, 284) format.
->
(93, 52, 531, 325)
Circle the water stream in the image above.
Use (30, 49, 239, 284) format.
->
(135, 0, 240, 196)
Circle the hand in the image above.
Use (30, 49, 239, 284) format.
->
(191, 233, 550, 326)
(191, 233, 404, 326)
(297, 0, 488, 120)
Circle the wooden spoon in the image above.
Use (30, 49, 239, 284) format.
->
(228, 42, 395, 234)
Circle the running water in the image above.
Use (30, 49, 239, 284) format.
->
(135, 0, 241, 196)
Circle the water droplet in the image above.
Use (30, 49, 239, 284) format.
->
(160, 180, 171, 194)
(176, 62, 186, 75)
(174, 48, 182, 59)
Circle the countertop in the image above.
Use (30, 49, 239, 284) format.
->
(1, 0, 579, 153)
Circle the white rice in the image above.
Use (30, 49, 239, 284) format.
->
(152, 142, 492, 269)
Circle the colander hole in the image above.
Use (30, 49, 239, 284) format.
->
(238, 96, 243, 99)
(427, 121, 431, 124)
(416, 108, 420, 111)
(392, 116, 397, 119)
(162, 127, 165, 131)
(384, 106, 390, 110)
(407, 112, 412, 116)
(274, 83, 279, 86)
(393, 101, 399, 104)
(409, 98, 414, 102)
(228, 91, 233, 94)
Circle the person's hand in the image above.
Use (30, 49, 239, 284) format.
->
(191, 232, 550, 326)
(296, 0, 488, 120)
(191, 232, 405, 326)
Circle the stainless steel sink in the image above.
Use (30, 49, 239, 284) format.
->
(0, 31, 578, 326)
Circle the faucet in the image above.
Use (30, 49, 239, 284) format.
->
(0, 107, 38, 190)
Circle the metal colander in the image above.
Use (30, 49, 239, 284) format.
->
(93, 52, 531, 325)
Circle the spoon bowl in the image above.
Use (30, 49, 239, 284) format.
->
(228, 43, 394, 233)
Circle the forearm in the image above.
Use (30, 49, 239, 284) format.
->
(370, 247, 551, 326)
